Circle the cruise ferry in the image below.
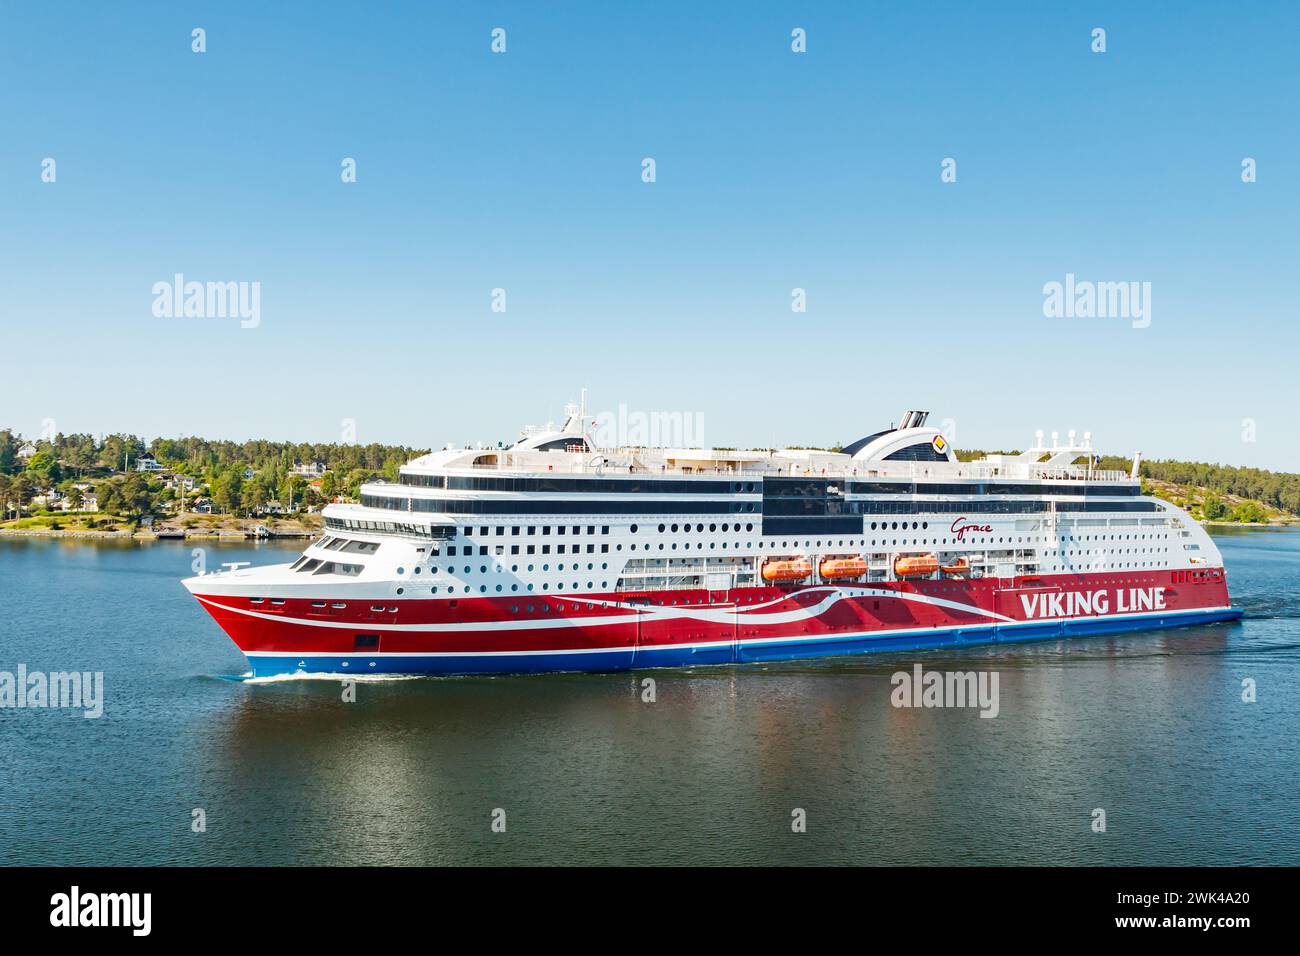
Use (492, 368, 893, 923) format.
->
(183, 400, 1242, 677)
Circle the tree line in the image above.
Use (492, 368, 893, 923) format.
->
(1094, 455, 1300, 516)
(0, 428, 429, 521)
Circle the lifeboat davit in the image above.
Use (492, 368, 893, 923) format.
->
(940, 557, 970, 574)
(761, 558, 813, 582)
(819, 557, 868, 580)
(894, 554, 940, 577)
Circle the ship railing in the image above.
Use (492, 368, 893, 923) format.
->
(448, 458, 1132, 483)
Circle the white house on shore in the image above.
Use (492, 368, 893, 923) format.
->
(290, 460, 328, 477)
(135, 456, 165, 473)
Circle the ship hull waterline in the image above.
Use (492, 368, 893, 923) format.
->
(187, 576, 1244, 678)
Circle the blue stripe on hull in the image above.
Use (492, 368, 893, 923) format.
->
(242, 607, 1243, 677)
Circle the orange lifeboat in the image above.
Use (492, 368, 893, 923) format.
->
(761, 558, 813, 582)
(820, 556, 868, 580)
(940, 557, 970, 574)
(894, 554, 940, 577)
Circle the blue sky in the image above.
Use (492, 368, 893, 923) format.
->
(2, 2, 1298, 469)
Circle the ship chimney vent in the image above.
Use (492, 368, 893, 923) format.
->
(899, 410, 930, 429)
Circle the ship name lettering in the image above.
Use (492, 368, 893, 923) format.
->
(950, 517, 993, 542)
(1018, 587, 1166, 620)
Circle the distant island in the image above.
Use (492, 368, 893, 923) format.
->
(0, 430, 426, 538)
(0, 429, 1296, 538)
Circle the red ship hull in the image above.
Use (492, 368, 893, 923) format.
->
(190, 567, 1241, 676)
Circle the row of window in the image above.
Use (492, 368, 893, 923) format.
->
(288, 556, 363, 576)
(398, 474, 761, 495)
(361, 494, 761, 515)
(408, 561, 611, 576)
(416, 581, 612, 595)
(445, 522, 757, 542)
(315, 536, 380, 555)
(446, 543, 611, 556)
(849, 481, 1141, 497)
(324, 517, 454, 538)
(359, 494, 1157, 519)
(457, 523, 612, 537)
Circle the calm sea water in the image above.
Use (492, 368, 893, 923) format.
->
(1, 529, 1297, 866)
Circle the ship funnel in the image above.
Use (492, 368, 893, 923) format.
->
(899, 410, 930, 429)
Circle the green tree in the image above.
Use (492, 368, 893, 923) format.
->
(1201, 493, 1228, 521)
(344, 468, 378, 499)
(1232, 500, 1269, 524)
(240, 475, 271, 515)
(95, 480, 121, 516)
(211, 470, 243, 515)
(13, 474, 35, 515)
(62, 442, 89, 478)
(25, 450, 62, 487)
(115, 475, 154, 520)
(0, 430, 17, 475)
